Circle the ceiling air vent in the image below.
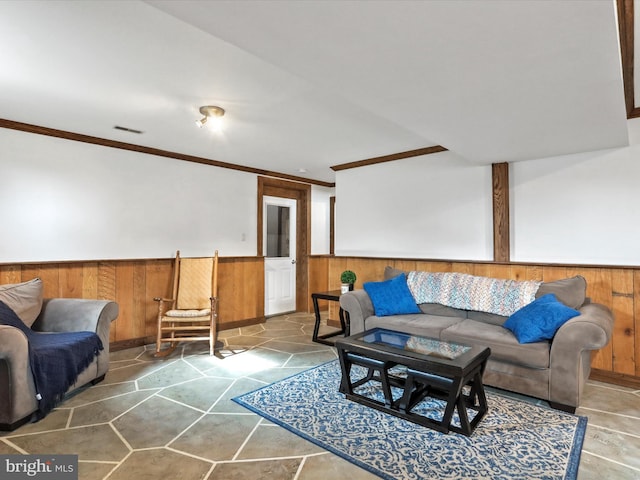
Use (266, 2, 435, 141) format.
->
(113, 125, 144, 134)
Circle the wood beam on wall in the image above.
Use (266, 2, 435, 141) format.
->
(492, 162, 510, 262)
(329, 196, 336, 255)
(617, 0, 640, 118)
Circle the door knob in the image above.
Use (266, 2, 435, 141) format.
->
(291, 259, 297, 264)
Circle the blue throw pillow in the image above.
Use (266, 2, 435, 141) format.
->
(503, 293, 580, 344)
(363, 273, 421, 317)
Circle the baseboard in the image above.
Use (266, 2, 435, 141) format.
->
(222, 317, 266, 330)
(590, 368, 640, 389)
(110, 337, 154, 351)
(109, 317, 267, 352)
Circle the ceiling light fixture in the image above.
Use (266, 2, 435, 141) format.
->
(196, 105, 225, 131)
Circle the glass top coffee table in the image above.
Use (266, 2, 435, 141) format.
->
(335, 328, 491, 436)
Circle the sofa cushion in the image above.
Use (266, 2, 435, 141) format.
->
(536, 276, 586, 309)
(466, 310, 507, 326)
(0, 278, 43, 327)
(504, 293, 580, 344)
(363, 273, 421, 317)
(366, 314, 463, 340)
(419, 303, 467, 318)
(384, 266, 406, 280)
(441, 319, 550, 369)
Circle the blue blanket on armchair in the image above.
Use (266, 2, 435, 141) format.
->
(0, 301, 103, 418)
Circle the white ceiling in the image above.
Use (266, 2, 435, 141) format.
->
(0, 0, 629, 184)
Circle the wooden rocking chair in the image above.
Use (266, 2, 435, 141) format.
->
(154, 250, 219, 357)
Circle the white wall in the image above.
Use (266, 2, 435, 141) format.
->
(1, 128, 259, 262)
(335, 151, 493, 260)
(335, 120, 640, 266)
(511, 119, 640, 265)
(10, 119, 640, 267)
(311, 185, 334, 255)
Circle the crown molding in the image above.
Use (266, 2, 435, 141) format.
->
(330, 145, 448, 172)
(0, 118, 336, 188)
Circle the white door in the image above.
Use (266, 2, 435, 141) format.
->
(264, 196, 296, 316)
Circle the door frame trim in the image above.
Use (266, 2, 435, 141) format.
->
(258, 177, 311, 312)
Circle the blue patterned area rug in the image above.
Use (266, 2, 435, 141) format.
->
(233, 360, 586, 480)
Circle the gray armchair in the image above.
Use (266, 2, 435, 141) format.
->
(0, 298, 118, 431)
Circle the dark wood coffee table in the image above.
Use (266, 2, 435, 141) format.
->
(335, 328, 490, 436)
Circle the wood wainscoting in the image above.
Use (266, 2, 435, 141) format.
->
(0, 256, 264, 350)
(4, 254, 639, 383)
(325, 256, 640, 382)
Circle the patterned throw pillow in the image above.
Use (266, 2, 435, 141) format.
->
(364, 273, 421, 317)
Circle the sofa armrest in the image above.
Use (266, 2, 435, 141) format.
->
(549, 302, 614, 407)
(552, 303, 613, 355)
(32, 299, 119, 379)
(32, 299, 118, 335)
(0, 325, 38, 426)
(340, 290, 375, 334)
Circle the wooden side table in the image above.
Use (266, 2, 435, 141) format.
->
(311, 290, 350, 345)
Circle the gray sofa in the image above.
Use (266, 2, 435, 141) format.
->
(0, 295, 118, 430)
(340, 268, 614, 413)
